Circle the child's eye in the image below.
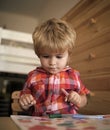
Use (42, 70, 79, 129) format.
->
(42, 55, 49, 58)
(56, 55, 63, 59)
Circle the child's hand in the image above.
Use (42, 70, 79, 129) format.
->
(67, 91, 81, 106)
(19, 94, 36, 110)
(61, 88, 81, 106)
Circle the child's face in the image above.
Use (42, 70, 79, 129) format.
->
(39, 50, 69, 74)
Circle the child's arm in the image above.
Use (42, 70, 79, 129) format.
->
(19, 94, 36, 110)
(61, 88, 87, 108)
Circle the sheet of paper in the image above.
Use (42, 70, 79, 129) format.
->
(11, 115, 110, 130)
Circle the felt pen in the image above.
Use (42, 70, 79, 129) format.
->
(49, 114, 62, 118)
(49, 114, 110, 119)
(61, 88, 69, 96)
(49, 114, 73, 118)
(73, 114, 110, 119)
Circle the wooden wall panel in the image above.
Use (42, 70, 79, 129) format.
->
(82, 76, 110, 91)
(62, 0, 110, 83)
(79, 91, 110, 115)
(62, 0, 110, 114)
(70, 39, 110, 75)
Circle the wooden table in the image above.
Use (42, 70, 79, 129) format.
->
(0, 117, 20, 130)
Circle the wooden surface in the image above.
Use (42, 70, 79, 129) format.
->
(0, 117, 20, 130)
(79, 91, 110, 115)
(62, 0, 110, 114)
(62, 0, 110, 81)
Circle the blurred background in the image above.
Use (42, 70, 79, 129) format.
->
(0, 0, 80, 33)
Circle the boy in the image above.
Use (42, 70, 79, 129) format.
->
(19, 18, 90, 116)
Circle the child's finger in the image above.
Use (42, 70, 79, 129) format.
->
(20, 94, 36, 107)
(65, 97, 68, 102)
(27, 95, 36, 106)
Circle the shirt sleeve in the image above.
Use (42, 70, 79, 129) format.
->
(74, 70, 90, 96)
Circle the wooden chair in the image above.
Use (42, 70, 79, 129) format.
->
(11, 90, 23, 115)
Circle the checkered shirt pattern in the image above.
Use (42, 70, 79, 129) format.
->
(20, 66, 90, 116)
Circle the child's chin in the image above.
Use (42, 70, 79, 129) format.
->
(49, 70, 59, 74)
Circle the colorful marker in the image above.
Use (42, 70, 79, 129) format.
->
(49, 114, 73, 118)
(73, 114, 110, 119)
(61, 88, 69, 102)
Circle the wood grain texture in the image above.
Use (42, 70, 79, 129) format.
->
(62, 0, 110, 114)
(79, 91, 110, 115)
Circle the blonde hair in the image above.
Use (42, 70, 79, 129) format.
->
(32, 18, 76, 57)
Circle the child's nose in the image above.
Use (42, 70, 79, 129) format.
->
(49, 57, 56, 66)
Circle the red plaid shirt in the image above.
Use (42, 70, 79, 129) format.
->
(20, 66, 90, 116)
